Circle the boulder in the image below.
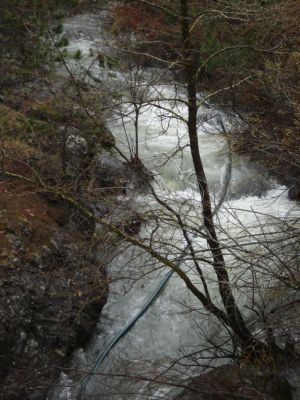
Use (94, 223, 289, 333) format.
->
(95, 150, 125, 186)
(288, 186, 300, 201)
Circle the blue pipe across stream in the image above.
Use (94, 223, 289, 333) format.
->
(78, 267, 175, 398)
(78, 120, 230, 398)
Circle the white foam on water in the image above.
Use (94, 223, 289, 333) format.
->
(53, 12, 300, 400)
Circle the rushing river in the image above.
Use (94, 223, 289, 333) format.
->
(52, 10, 300, 400)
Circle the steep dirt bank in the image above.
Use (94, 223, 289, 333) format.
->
(0, 72, 146, 398)
(0, 2, 148, 398)
(0, 66, 120, 398)
(0, 172, 110, 399)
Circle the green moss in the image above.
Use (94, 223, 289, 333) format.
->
(0, 90, 115, 159)
(27, 102, 66, 123)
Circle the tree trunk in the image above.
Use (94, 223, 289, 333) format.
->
(179, 0, 254, 348)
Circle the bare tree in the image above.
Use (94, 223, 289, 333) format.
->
(103, 0, 298, 361)
(2, 5, 299, 398)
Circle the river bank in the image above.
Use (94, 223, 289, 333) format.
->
(0, 29, 118, 396)
(0, 176, 108, 399)
(1, 2, 300, 399)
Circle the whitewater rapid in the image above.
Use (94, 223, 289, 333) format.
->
(51, 11, 300, 400)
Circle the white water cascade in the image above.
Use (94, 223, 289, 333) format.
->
(52, 11, 300, 400)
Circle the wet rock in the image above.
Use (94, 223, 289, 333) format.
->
(92, 152, 154, 194)
(65, 130, 90, 174)
(288, 186, 300, 202)
(95, 150, 125, 186)
(65, 131, 88, 156)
